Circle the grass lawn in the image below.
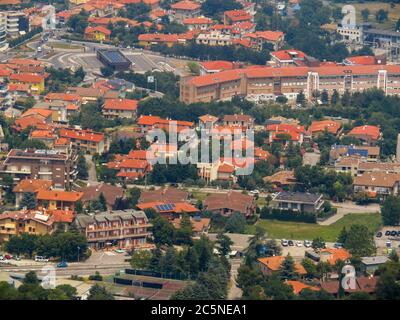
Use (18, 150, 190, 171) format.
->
(245, 213, 382, 242)
(48, 42, 83, 50)
(190, 191, 209, 202)
(334, 2, 400, 30)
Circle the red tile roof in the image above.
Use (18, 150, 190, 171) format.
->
(59, 128, 104, 143)
(13, 179, 52, 193)
(244, 30, 284, 41)
(320, 248, 351, 265)
(271, 49, 306, 61)
(200, 60, 234, 72)
(183, 17, 213, 25)
(36, 190, 83, 202)
(10, 73, 44, 83)
(258, 256, 307, 274)
(84, 26, 111, 36)
(224, 9, 252, 22)
(286, 281, 319, 295)
(309, 120, 341, 135)
(348, 125, 381, 140)
(45, 92, 82, 102)
(103, 98, 138, 111)
(171, 0, 200, 11)
(345, 55, 379, 65)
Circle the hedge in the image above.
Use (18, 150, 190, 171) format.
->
(260, 207, 317, 223)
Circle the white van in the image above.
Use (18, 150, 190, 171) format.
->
(34, 256, 49, 262)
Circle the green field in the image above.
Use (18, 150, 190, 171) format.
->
(48, 42, 83, 50)
(245, 213, 382, 242)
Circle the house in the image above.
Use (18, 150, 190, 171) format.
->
(29, 129, 58, 147)
(84, 26, 111, 41)
(9, 73, 45, 94)
(361, 256, 389, 274)
(139, 187, 189, 203)
(243, 30, 285, 51)
(102, 98, 138, 119)
(59, 128, 108, 154)
(0, 210, 55, 242)
(36, 189, 83, 211)
(183, 17, 213, 30)
(108, 158, 151, 181)
(171, 216, 211, 237)
(319, 248, 351, 265)
(170, 1, 201, 23)
(199, 114, 219, 131)
(196, 32, 232, 46)
(321, 276, 379, 297)
(353, 172, 400, 198)
(223, 9, 253, 25)
(80, 182, 124, 210)
(45, 92, 82, 104)
(348, 125, 381, 146)
(334, 156, 362, 176)
(66, 86, 120, 103)
(138, 33, 181, 47)
(74, 210, 151, 250)
(263, 170, 296, 190)
(266, 123, 305, 146)
(136, 201, 198, 219)
(308, 120, 342, 137)
(13, 179, 52, 208)
(286, 280, 320, 295)
(223, 114, 254, 129)
(258, 256, 307, 276)
(0, 149, 77, 189)
(329, 145, 380, 163)
(137, 115, 194, 133)
(343, 55, 386, 66)
(203, 191, 256, 217)
(271, 191, 325, 214)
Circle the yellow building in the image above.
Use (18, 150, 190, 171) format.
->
(0, 211, 54, 242)
(69, 0, 88, 5)
(9, 73, 45, 94)
(84, 26, 111, 42)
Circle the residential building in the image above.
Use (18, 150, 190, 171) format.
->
(171, 216, 211, 237)
(36, 189, 83, 211)
(353, 172, 400, 198)
(199, 61, 235, 75)
(102, 98, 138, 119)
(198, 114, 219, 131)
(308, 120, 342, 137)
(170, 1, 201, 23)
(266, 123, 305, 146)
(5, 11, 29, 37)
(183, 17, 213, 30)
(139, 187, 189, 203)
(334, 156, 361, 176)
(137, 115, 194, 133)
(13, 179, 52, 208)
(223, 114, 254, 129)
(9, 73, 45, 94)
(271, 191, 325, 214)
(136, 201, 198, 219)
(74, 210, 151, 249)
(84, 25, 111, 41)
(361, 256, 389, 274)
(270, 49, 308, 67)
(258, 256, 307, 276)
(223, 9, 253, 25)
(243, 30, 284, 50)
(59, 128, 108, 154)
(0, 13, 8, 52)
(0, 149, 78, 189)
(347, 125, 381, 146)
(80, 182, 124, 210)
(203, 191, 256, 217)
(329, 145, 380, 163)
(321, 276, 379, 297)
(263, 170, 296, 190)
(286, 280, 320, 295)
(179, 65, 400, 104)
(319, 248, 351, 265)
(0, 210, 54, 242)
(343, 55, 386, 66)
(196, 32, 232, 46)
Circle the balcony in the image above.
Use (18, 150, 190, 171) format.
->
(87, 232, 151, 241)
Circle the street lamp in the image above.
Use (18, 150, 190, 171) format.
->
(77, 246, 81, 263)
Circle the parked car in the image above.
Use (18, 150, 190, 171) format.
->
(385, 230, 391, 236)
(390, 231, 398, 237)
(281, 239, 289, 247)
(334, 243, 344, 249)
(288, 240, 294, 246)
(0, 255, 4, 260)
(304, 240, 312, 248)
(376, 232, 383, 238)
(34, 256, 49, 262)
(57, 261, 68, 268)
(386, 240, 392, 248)
(295, 241, 303, 247)
(4, 255, 12, 260)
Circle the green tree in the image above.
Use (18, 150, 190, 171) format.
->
(361, 8, 370, 22)
(174, 214, 193, 245)
(77, 153, 88, 180)
(381, 196, 400, 226)
(130, 250, 152, 269)
(375, 9, 388, 23)
(19, 192, 37, 210)
(312, 237, 326, 252)
(98, 192, 107, 211)
(279, 255, 299, 280)
(152, 216, 175, 246)
(225, 212, 246, 233)
(344, 224, 375, 257)
(216, 233, 233, 257)
(87, 284, 115, 300)
(100, 66, 114, 77)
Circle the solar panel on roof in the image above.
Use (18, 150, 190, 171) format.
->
(100, 50, 129, 64)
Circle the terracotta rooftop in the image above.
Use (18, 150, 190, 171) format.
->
(13, 179, 52, 193)
(36, 190, 83, 202)
(103, 98, 138, 111)
(171, 0, 200, 11)
(258, 256, 307, 274)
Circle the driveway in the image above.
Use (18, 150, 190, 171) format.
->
(84, 154, 98, 184)
(228, 258, 242, 300)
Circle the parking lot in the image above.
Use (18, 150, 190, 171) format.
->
(375, 226, 400, 255)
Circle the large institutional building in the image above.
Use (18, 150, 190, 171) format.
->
(180, 65, 400, 104)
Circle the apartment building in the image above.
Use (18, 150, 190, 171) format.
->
(0, 149, 78, 189)
(353, 172, 400, 198)
(74, 210, 152, 249)
(0, 210, 54, 242)
(5, 11, 29, 37)
(102, 98, 138, 119)
(0, 13, 8, 52)
(59, 128, 108, 154)
(196, 32, 232, 46)
(170, 1, 201, 23)
(271, 191, 325, 214)
(180, 64, 400, 104)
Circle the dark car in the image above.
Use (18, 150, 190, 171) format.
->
(288, 240, 294, 246)
(391, 231, 398, 237)
(57, 261, 68, 268)
(376, 232, 383, 238)
(385, 230, 391, 236)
